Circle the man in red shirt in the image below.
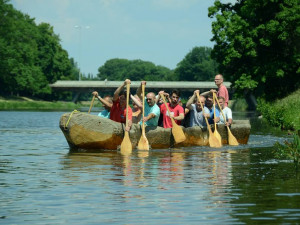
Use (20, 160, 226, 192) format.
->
(110, 79, 132, 131)
(157, 89, 184, 128)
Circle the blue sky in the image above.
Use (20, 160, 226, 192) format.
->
(11, 0, 232, 77)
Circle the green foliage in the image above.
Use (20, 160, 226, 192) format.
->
(257, 89, 300, 130)
(174, 47, 218, 81)
(274, 134, 300, 168)
(209, 0, 300, 100)
(97, 58, 174, 81)
(0, 0, 76, 99)
(0, 99, 80, 110)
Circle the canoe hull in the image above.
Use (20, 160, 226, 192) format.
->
(59, 112, 251, 150)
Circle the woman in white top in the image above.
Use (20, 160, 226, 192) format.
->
(217, 96, 233, 126)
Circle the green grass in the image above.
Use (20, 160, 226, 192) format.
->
(230, 98, 248, 111)
(257, 89, 300, 131)
(274, 134, 300, 168)
(0, 96, 91, 111)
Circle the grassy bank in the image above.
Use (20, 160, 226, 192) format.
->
(0, 96, 90, 111)
(257, 89, 300, 132)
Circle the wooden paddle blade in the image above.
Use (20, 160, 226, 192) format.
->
(137, 135, 150, 150)
(227, 127, 239, 146)
(171, 119, 186, 143)
(209, 130, 222, 148)
(120, 131, 132, 155)
(213, 130, 223, 147)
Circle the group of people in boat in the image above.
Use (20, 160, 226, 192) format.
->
(91, 74, 233, 131)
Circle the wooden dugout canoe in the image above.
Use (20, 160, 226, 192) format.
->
(59, 112, 251, 150)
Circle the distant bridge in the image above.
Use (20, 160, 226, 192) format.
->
(50, 80, 233, 102)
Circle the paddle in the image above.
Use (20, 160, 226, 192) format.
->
(196, 93, 221, 148)
(214, 95, 239, 146)
(160, 93, 186, 144)
(88, 95, 95, 114)
(213, 93, 222, 146)
(137, 84, 150, 150)
(120, 83, 133, 155)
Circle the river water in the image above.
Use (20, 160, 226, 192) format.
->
(0, 111, 299, 225)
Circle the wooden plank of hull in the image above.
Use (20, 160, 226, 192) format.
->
(59, 112, 251, 150)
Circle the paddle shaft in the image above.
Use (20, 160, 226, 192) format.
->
(88, 96, 96, 114)
(160, 94, 177, 126)
(160, 93, 186, 144)
(142, 84, 146, 134)
(120, 82, 133, 155)
(125, 83, 130, 127)
(213, 94, 217, 130)
(213, 92, 228, 125)
(196, 93, 212, 133)
(214, 92, 239, 146)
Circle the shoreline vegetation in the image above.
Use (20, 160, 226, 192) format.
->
(0, 95, 247, 112)
(0, 96, 92, 111)
(1, 89, 299, 134)
(257, 88, 300, 133)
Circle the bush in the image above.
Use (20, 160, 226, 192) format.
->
(257, 89, 300, 131)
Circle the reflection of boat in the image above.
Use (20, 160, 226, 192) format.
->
(59, 112, 251, 150)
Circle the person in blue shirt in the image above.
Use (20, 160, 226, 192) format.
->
(92, 91, 113, 119)
(205, 93, 220, 125)
(132, 81, 160, 127)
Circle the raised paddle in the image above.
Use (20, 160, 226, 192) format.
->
(213, 93, 222, 146)
(137, 84, 150, 150)
(120, 83, 133, 155)
(196, 93, 221, 148)
(88, 95, 96, 114)
(214, 95, 239, 146)
(160, 93, 186, 144)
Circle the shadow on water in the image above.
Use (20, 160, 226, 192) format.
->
(58, 111, 300, 224)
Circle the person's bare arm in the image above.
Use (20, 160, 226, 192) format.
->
(186, 90, 199, 110)
(131, 94, 142, 109)
(113, 79, 130, 101)
(92, 91, 113, 108)
(173, 113, 184, 121)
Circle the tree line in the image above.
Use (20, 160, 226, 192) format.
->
(1, 0, 298, 102)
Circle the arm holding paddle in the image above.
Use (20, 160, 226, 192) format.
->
(92, 91, 113, 109)
(186, 91, 197, 110)
(113, 79, 130, 101)
(171, 112, 184, 121)
(136, 81, 146, 100)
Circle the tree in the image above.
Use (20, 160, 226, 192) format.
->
(174, 46, 218, 81)
(209, 0, 300, 100)
(97, 58, 174, 81)
(0, 0, 75, 99)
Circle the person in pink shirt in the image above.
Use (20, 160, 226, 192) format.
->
(157, 89, 184, 128)
(214, 74, 229, 107)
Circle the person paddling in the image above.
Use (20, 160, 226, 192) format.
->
(110, 79, 132, 131)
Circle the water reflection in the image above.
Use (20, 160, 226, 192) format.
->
(1, 111, 300, 224)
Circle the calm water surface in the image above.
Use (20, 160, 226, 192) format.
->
(0, 111, 299, 225)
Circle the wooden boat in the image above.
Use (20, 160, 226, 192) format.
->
(59, 111, 251, 150)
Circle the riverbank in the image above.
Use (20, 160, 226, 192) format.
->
(0, 96, 91, 111)
(257, 88, 300, 132)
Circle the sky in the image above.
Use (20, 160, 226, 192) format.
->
(11, 0, 233, 77)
